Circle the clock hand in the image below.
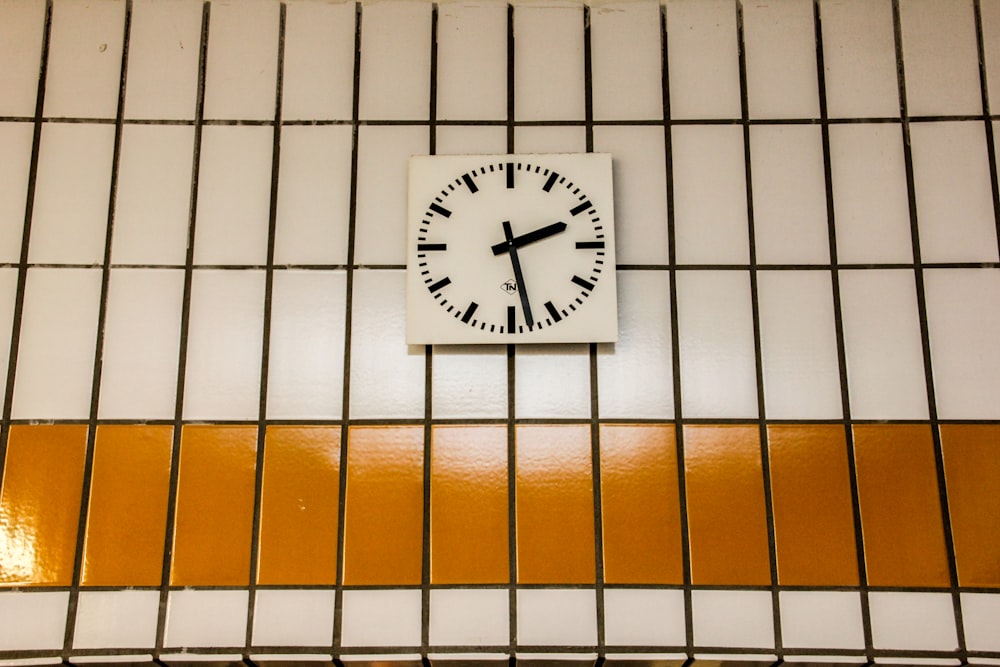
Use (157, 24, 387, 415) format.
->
(502, 220, 534, 329)
(491, 221, 568, 256)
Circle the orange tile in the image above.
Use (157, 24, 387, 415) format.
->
(0, 425, 88, 586)
(430, 425, 508, 585)
(515, 424, 595, 585)
(342, 426, 424, 586)
(683, 425, 771, 586)
(258, 426, 341, 585)
(853, 424, 950, 588)
(599, 424, 683, 585)
(82, 425, 173, 586)
(940, 424, 1000, 587)
(767, 424, 859, 586)
(170, 425, 258, 586)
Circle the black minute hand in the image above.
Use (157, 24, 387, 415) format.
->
(491, 221, 568, 256)
(501, 220, 534, 329)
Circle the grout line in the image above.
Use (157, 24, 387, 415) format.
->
(0, 0, 52, 495)
(890, 0, 969, 660)
(811, 0, 875, 659)
(735, 0, 784, 655)
(154, 0, 211, 657)
(332, 2, 363, 657)
(61, 0, 134, 655)
(244, 1, 287, 655)
(660, 3, 696, 658)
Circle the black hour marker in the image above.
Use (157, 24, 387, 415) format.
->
(429, 203, 452, 218)
(417, 243, 447, 251)
(462, 173, 478, 193)
(507, 306, 516, 333)
(543, 171, 559, 192)
(572, 275, 595, 291)
(461, 301, 479, 323)
(429, 277, 452, 293)
(544, 301, 562, 323)
(506, 163, 515, 188)
(570, 200, 592, 216)
(575, 241, 605, 249)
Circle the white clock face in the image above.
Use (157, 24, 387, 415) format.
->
(406, 153, 618, 344)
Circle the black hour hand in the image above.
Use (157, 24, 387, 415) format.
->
(491, 221, 567, 255)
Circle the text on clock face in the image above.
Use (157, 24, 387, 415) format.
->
(415, 160, 607, 335)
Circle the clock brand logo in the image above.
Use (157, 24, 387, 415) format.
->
(501, 279, 518, 295)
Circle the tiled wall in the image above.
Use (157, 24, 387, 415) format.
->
(1, 0, 999, 665)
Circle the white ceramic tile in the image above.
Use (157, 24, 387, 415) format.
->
(961, 593, 1000, 652)
(111, 124, 194, 266)
(691, 589, 774, 650)
(73, 590, 160, 649)
(839, 270, 929, 419)
(349, 270, 425, 419)
(899, 0, 982, 116)
(182, 270, 265, 421)
(597, 271, 674, 419)
(0, 0, 45, 117)
(340, 589, 422, 648)
(358, 2, 432, 121)
(515, 345, 591, 419)
(514, 125, 587, 154)
(0, 592, 69, 651)
(124, 0, 202, 120)
(273, 125, 352, 265)
(757, 271, 842, 420)
(282, 1, 356, 121)
(910, 122, 998, 263)
(435, 126, 509, 156)
(28, 123, 115, 264)
(592, 126, 669, 264)
(11, 268, 101, 419)
(0, 270, 16, 414)
(671, 125, 749, 265)
(514, 4, 585, 122)
(431, 345, 507, 419)
(829, 124, 913, 264)
(436, 2, 508, 121)
(266, 270, 346, 420)
(591, 1, 663, 121)
(516, 589, 598, 647)
(743, 0, 820, 119)
(163, 589, 249, 649)
(779, 591, 865, 651)
(354, 125, 428, 265)
(676, 271, 758, 419)
(251, 590, 336, 648)
(202, 1, 279, 121)
(665, 0, 741, 120)
(983, 0, 1000, 111)
(603, 589, 686, 647)
(0, 123, 33, 263)
(749, 125, 830, 265)
(98, 269, 184, 419)
(868, 592, 958, 652)
(428, 589, 510, 647)
(924, 268, 1000, 419)
(820, 0, 899, 119)
(43, 0, 124, 119)
(193, 125, 273, 266)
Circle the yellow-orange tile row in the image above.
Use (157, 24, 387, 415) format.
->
(2, 422, 998, 590)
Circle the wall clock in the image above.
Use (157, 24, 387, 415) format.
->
(406, 153, 617, 344)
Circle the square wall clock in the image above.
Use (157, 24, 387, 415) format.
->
(406, 153, 618, 345)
